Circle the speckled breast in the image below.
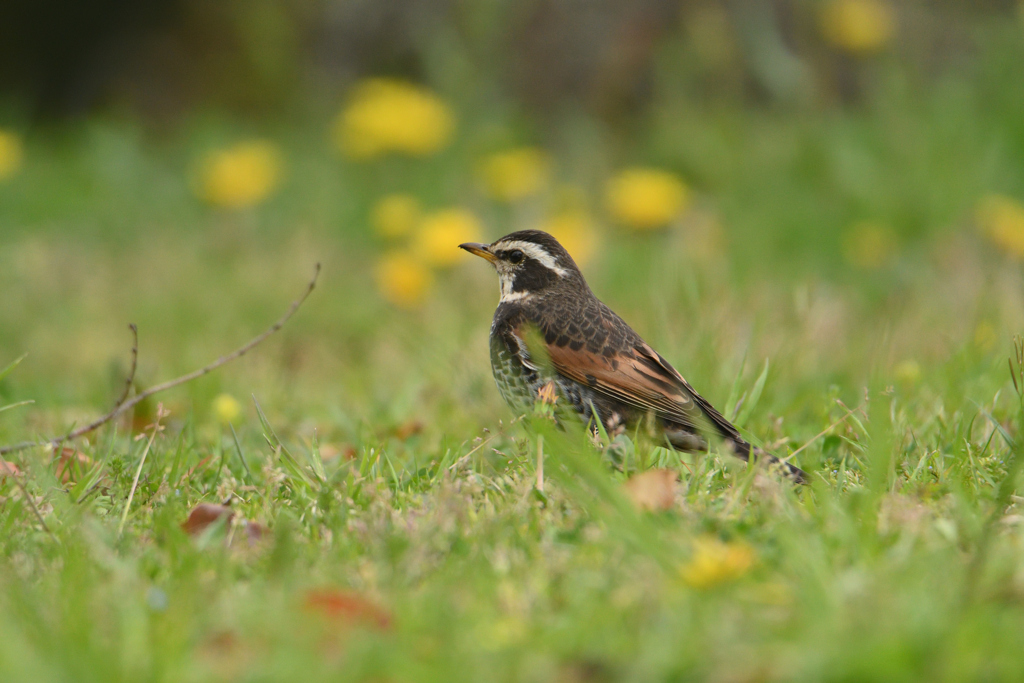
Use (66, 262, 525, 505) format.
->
(488, 325, 618, 433)
(489, 329, 541, 414)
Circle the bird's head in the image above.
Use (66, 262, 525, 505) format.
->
(459, 230, 584, 303)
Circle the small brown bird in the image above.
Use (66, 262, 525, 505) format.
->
(460, 230, 808, 483)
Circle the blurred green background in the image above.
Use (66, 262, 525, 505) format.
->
(4, 2, 1024, 681)
(2, 0, 1023, 422)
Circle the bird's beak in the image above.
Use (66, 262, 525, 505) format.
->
(459, 242, 498, 264)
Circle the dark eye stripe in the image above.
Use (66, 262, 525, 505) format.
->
(500, 249, 525, 264)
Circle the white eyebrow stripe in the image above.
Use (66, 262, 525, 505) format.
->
(494, 240, 567, 277)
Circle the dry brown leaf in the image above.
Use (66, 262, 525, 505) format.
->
(243, 521, 269, 543)
(318, 443, 342, 461)
(303, 589, 393, 630)
(181, 502, 268, 545)
(316, 443, 358, 462)
(182, 503, 235, 535)
(54, 447, 92, 484)
(394, 420, 424, 440)
(623, 469, 679, 512)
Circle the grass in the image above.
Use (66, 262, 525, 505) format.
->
(4, 32, 1024, 681)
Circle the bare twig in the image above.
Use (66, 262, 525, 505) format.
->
(0, 264, 320, 456)
(114, 323, 139, 407)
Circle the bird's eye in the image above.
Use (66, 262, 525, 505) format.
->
(507, 249, 525, 265)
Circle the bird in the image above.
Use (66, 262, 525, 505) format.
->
(459, 229, 808, 483)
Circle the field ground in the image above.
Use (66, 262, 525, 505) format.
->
(4, 32, 1024, 680)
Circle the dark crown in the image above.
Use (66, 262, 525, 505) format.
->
(492, 230, 580, 272)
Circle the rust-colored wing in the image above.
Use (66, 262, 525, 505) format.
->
(543, 336, 726, 437)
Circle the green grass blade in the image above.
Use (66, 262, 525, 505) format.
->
(735, 359, 769, 428)
(0, 353, 27, 383)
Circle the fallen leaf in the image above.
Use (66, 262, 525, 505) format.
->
(54, 447, 92, 483)
(181, 502, 268, 545)
(303, 589, 393, 630)
(244, 521, 269, 543)
(394, 420, 424, 440)
(182, 503, 234, 535)
(318, 443, 342, 461)
(0, 460, 20, 478)
(623, 469, 679, 512)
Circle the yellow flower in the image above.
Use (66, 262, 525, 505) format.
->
(0, 129, 24, 181)
(479, 617, 528, 651)
(605, 168, 690, 230)
(976, 194, 1024, 259)
(821, 0, 896, 54)
(333, 79, 454, 160)
(974, 321, 998, 353)
(375, 251, 433, 309)
(198, 140, 282, 209)
(414, 208, 483, 267)
(842, 221, 897, 269)
(540, 210, 598, 266)
(893, 360, 921, 387)
(212, 393, 242, 425)
(480, 147, 551, 202)
(680, 536, 755, 589)
(372, 194, 421, 239)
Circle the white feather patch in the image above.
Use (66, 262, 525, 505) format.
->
(500, 289, 534, 303)
(499, 276, 535, 303)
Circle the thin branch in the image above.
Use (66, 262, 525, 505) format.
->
(0, 264, 321, 456)
(114, 323, 139, 407)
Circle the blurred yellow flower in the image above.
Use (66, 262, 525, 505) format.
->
(414, 208, 483, 267)
(605, 168, 690, 230)
(541, 210, 598, 266)
(480, 616, 528, 651)
(375, 250, 433, 309)
(0, 129, 24, 181)
(333, 79, 454, 160)
(198, 140, 282, 209)
(372, 194, 421, 239)
(842, 221, 897, 269)
(976, 194, 1024, 259)
(680, 536, 754, 589)
(821, 0, 896, 54)
(480, 147, 551, 202)
(974, 321, 998, 352)
(212, 393, 242, 425)
(894, 360, 921, 387)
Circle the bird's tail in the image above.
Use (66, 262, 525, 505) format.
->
(730, 439, 809, 484)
